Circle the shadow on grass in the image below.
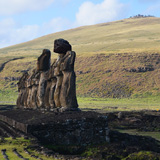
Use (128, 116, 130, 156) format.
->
(0, 105, 16, 111)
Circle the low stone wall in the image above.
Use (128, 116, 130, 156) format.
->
(0, 114, 28, 133)
(0, 110, 110, 145)
(29, 116, 109, 145)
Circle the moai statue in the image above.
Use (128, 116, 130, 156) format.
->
(53, 39, 78, 111)
(60, 51, 78, 110)
(37, 49, 51, 109)
(30, 69, 40, 109)
(26, 72, 33, 108)
(44, 71, 51, 110)
(17, 39, 79, 112)
(26, 69, 41, 109)
(45, 60, 57, 110)
(17, 72, 29, 108)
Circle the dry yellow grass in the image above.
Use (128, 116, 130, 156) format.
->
(1, 17, 160, 57)
(0, 17, 160, 100)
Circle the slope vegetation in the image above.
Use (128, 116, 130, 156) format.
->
(0, 17, 160, 100)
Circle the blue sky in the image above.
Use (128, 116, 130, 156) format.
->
(0, 0, 160, 48)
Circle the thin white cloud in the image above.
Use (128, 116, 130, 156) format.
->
(0, 17, 71, 48)
(11, 25, 39, 44)
(75, 0, 128, 26)
(0, 0, 129, 48)
(0, 17, 39, 48)
(0, 0, 55, 15)
(0, 18, 15, 34)
(41, 17, 71, 35)
(0, 18, 16, 47)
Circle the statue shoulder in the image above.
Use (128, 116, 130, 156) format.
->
(66, 51, 76, 56)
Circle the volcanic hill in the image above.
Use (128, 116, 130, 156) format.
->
(0, 17, 160, 100)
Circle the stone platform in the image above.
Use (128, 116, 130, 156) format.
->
(0, 109, 109, 145)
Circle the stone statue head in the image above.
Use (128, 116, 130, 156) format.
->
(37, 49, 51, 71)
(54, 38, 72, 54)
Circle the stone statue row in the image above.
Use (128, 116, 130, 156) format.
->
(17, 39, 79, 111)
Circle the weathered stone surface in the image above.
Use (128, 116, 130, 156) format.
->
(44, 79, 52, 109)
(48, 62, 57, 109)
(54, 39, 72, 54)
(53, 39, 78, 110)
(37, 49, 51, 71)
(0, 110, 109, 145)
(32, 116, 109, 145)
(60, 51, 78, 109)
(25, 69, 40, 109)
(17, 39, 78, 111)
(16, 72, 29, 108)
(37, 71, 49, 108)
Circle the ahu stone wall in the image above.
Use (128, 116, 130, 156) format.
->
(0, 110, 110, 146)
(29, 115, 110, 145)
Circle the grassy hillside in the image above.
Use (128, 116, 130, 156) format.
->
(0, 17, 160, 102)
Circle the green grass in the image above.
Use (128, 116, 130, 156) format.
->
(0, 137, 31, 160)
(123, 151, 160, 160)
(0, 90, 17, 104)
(117, 129, 160, 141)
(0, 137, 58, 160)
(0, 93, 160, 112)
(78, 96, 160, 112)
